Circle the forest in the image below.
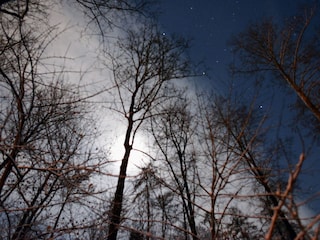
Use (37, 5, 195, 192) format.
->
(0, 0, 319, 239)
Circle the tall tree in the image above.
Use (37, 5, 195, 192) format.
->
(130, 163, 161, 239)
(205, 91, 301, 239)
(230, 5, 320, 129)
(230, 4, 320, 238)
(103, 21, 190, 239)
(0, 3, 99, 239)
(195, 93, 256, 239)
(150, 95, 199, 239)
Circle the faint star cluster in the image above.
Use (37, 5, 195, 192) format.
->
(159, 0, 299, 88)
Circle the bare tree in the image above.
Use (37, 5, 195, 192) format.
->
(150, 95, 199, 239)
(130, 163, 164, 239)
(202, 90, 303, 239)
(0, 4, 100, 239)
(146, 90, 261, 239)
(103, 21, 190, 239)
(230, 4, 320, 239)
(230, 5, 320, 129)
(193, 92, 253, 239)
(132, 161, 181, 239)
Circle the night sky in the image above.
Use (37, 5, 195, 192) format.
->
(0, 1, 318, 237)
(158, 0, 308, 88)
(157, 0, 320, 211)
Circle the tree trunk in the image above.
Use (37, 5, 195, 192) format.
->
(107, 116, 133, 240)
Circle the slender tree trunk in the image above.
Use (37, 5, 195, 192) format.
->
(231, 126, 297, 239)
(108, 116, 133, 240)
(178, 151, 198, 240)
(243, 153, 297, 239)
(146, 179, 151, 240)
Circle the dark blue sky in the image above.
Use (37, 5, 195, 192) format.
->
(158, 0, 309, 88)
(157, 0, 320, 212)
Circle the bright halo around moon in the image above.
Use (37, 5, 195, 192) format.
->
(110, 132, 150, 175)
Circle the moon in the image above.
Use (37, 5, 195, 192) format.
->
(110, 132, 149, 175)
